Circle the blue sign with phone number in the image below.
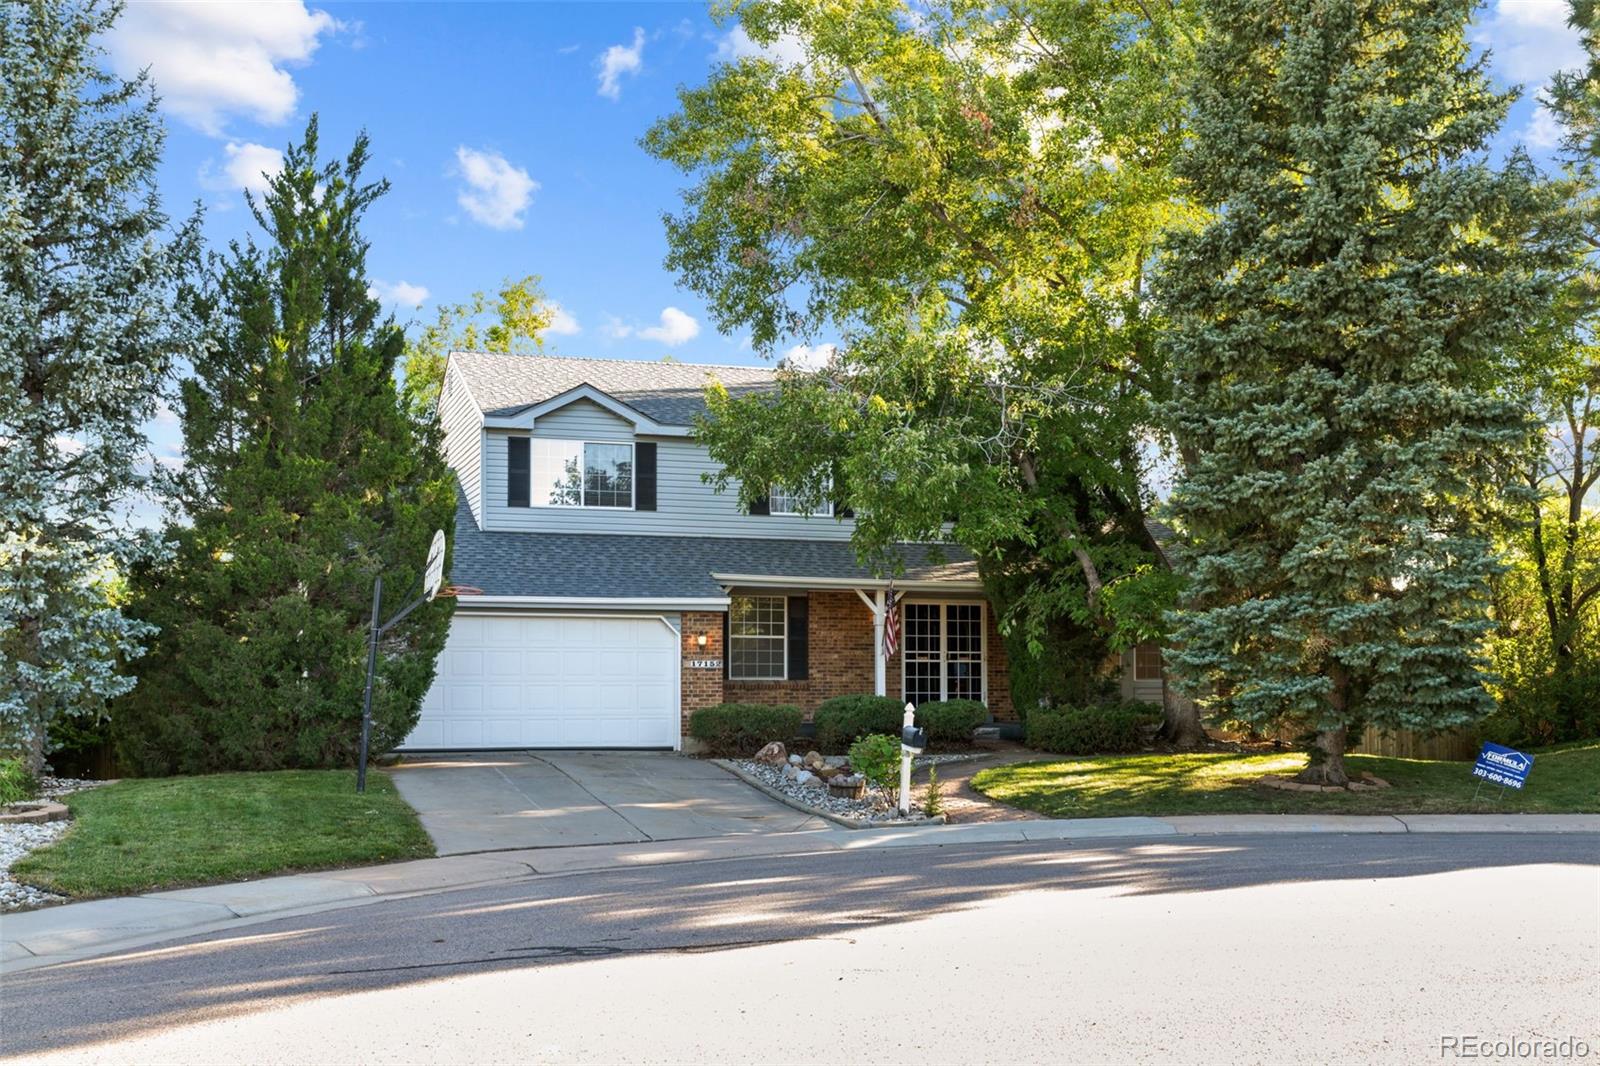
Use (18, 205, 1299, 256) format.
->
(1471, 742, 1534, 790)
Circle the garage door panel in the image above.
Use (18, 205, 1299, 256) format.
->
(404, 613, 680, 750)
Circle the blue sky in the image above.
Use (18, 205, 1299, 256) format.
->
(106, 0, 1587, 508)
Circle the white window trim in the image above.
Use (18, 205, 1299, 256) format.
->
(768, 480, 834, 517)
(900, 599, 987, 706)
(531, 438, 636, 510)
(729, 593, 788, 681)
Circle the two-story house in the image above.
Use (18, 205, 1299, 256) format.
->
(402, 350, 1024, 752)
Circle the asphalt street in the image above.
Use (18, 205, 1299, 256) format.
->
(3, 833, 1597, 1064)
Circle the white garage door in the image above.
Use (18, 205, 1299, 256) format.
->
(402, 613, 680, 750)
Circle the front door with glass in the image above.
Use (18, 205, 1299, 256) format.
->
(901, 602, 985, 708)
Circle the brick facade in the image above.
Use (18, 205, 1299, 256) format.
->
(679, 610, 727, 738)
(680, 590, 1015, 743)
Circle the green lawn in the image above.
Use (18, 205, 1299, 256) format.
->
(12, 770, 434, 898)
(971, 741, 1600, 819)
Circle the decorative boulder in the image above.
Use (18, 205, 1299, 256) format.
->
(803, 750, 825, 769)
(788, 754, 803, 766)
(754, 741, 788, 766)
(822, 755, 849, 769)
(792, 769, 819, 788)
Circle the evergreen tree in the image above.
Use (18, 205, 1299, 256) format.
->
(0, 0, 203, 773)
(1157, 0, 1572, 783)
(116, 119, 456, 775)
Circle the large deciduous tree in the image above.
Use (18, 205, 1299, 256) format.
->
(1158, 0, 1573, 784)
(115, 120, 456, 775)
(402, 274, 560, 416)
(646, 0, 1198, 728)
(0, 0, 203, 773)
(1486, 0, 1600, 743)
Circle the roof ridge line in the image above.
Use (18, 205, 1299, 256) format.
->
(448, 350, 778, 374)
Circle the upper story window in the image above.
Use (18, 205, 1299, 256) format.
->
(768, 480, 833, 517)
(533, 440, 633, 508)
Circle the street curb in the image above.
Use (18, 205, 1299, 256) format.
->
(709, 759, 947, 831)
(5, 812, 1598, 976)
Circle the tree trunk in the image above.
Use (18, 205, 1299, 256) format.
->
(1294, 726, 1350, 786)
(22, 720, 48, 779)
(1157, 680, 1208, 748)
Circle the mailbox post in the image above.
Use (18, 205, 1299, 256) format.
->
(899, 702, 926, 815)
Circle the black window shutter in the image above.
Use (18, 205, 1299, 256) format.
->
(635, 442, 657, 511)
(722, 610, 731, 680)
(786, 594, 809, 681)
(507, 437, 530, 507)
(748, 493, 770, 516)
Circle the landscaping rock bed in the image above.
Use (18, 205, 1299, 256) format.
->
(1, 776, 109, 911)
(1, 821, 69, 910)
(727, 750, 981, 825)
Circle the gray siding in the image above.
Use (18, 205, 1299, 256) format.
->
(482, 423, 854, 540)
(529, 398, 635, 442)
(441, 363, 484, 527)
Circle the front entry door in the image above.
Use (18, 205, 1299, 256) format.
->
(902, 602, 985, 708)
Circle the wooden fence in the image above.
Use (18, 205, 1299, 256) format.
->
(1350, 724, 1479, 762)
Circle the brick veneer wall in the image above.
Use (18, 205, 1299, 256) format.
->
(709, 590, 1017, 726)
(679, 610, 726, 739)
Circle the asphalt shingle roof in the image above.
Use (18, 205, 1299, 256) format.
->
(448, 496, 977, 600)
(449, 351, 778, 424)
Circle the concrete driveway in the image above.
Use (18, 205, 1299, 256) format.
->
(387, 751, 827, 855)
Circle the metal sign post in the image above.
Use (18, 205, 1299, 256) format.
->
(357, 530, 448, 793)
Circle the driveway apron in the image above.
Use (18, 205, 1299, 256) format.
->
(388, 751, 825, 855)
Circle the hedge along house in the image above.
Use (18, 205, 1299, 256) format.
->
(412, 351, 1163, 752)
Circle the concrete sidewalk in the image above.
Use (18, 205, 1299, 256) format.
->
(4, 812, 1596, 976)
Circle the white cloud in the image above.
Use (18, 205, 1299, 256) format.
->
(453, 147, 539, 230)
(153, 403, 180, 427)
(1525, 104, 1565, 149)
(1473, 0, 1585, 87)
(108, 2, 340, 135)
(715, 25, 807, 67)
(601, 315, 633, 340)
(368, 280, 431, 309)
(637, 307, 701, 347)
(597, 27, 645, 100)
(781, 343, 837, 370)
(198, 141, 284, 195)
(541, 303, 582, 337)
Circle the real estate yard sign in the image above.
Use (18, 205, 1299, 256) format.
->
(1471, 743, 1534, 792)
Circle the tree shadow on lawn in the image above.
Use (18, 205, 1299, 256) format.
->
(4, 833, 1596, 1057)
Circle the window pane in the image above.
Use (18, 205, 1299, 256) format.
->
(768, 481, 833, 517)
(904, 603, 942, 707)
(582, 443, 632, 508)
(1135, 643, 1163, 680)
(532, 440, 582, 506)
(730, 637, 785, 680)
(946, 604, 983, 702)
(730, 595, 787, 679)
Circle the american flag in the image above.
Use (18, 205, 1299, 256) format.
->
(882, 588, 899, 659)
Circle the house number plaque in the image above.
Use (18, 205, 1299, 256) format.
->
(687, 658, 722, 669)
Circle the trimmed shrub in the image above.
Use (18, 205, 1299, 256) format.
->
(0, 759, 37, 806)
(1026, 702, 1161, 755)
(848, 733, 902, 793)
(814, 695, 904, 751)
(688, 703, 803, 755)
(916, 699, 988, 743)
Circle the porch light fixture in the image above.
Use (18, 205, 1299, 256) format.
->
(696, 633, 709, 648)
